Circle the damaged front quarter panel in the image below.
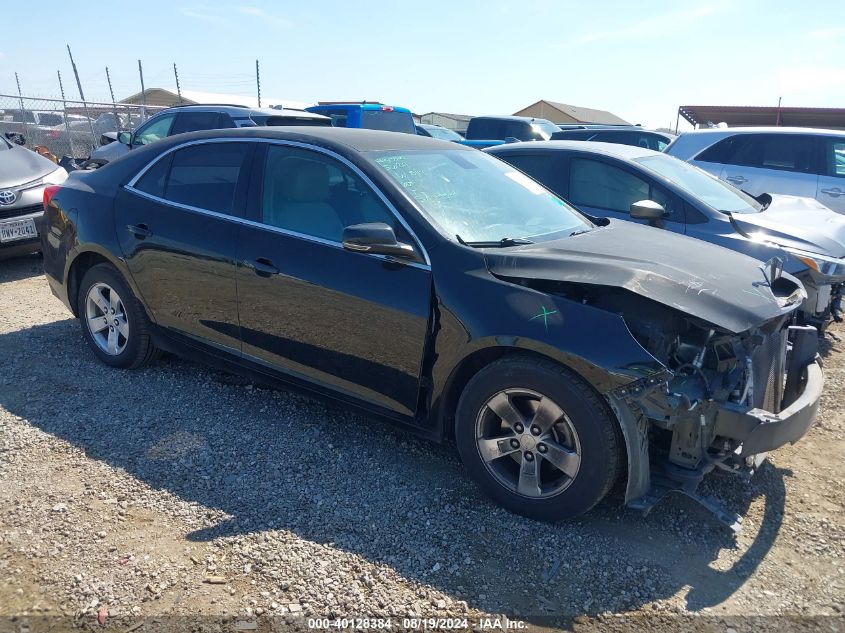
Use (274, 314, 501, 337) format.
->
(487, 237, 822, 531)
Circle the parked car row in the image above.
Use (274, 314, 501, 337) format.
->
(35, 126, 829, 530)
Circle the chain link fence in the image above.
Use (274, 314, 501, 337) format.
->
(0, 94, 166, 159)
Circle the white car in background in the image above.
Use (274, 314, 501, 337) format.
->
(665, 127, 845, 214)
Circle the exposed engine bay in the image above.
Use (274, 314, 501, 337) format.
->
(515, 277, 821, 531)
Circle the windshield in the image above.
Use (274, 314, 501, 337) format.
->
(635, 154, 763, 214)
(371, 150, 591, 243)
(425, 126, 462, 141)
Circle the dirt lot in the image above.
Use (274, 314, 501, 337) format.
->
(1, 254, 844, 632)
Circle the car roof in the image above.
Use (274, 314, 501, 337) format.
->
(151, 104, 328, 119)
(486, 140, 659, 160)
(471, 115, 552, 123)
(149, 126, 473, 153)
(307, 103, 412, 113)
(680, 126, 845, 137)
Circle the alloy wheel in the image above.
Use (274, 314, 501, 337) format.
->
(85, 282, 129, 356)
(475, 388, 581, 498)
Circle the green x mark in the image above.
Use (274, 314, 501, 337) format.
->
(529, 306, 559, 330)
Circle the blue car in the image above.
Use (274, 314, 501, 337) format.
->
(306, 102, 416, 134)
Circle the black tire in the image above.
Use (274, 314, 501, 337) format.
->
(77, 263, 160, 369)
(455, 355, 623, 521)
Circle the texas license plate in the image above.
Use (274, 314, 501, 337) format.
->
(0, 217, 37, 243)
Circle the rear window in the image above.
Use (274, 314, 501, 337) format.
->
(466, 119, 555, 141)
(361, 110, 415, 134)
(257, 115, 332, 127)
(38, 113, 64, 126)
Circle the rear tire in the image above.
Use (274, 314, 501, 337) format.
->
(77, 263, 159, 369)
(455, 355, 622, 521)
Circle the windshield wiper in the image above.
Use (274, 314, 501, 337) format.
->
(569, 228, 592, 237)
(459, 236, 535, 248)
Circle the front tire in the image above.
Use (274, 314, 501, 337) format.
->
(455, 355, 622, 521)
(77, 263, 159, 369)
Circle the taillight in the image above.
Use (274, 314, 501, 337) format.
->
(381, 106, 394, 112)
(43, 185, 61, 210)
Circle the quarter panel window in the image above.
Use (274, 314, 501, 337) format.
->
(261, 145, 400, 242)
(163, 143, 250, 215)
(695, 137, 737, 164)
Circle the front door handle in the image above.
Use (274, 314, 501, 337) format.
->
(127, 223, 152, 238)
(726, 175, 748, 185)
(821, 187, 843, 197)
(248, 257, 279, 277)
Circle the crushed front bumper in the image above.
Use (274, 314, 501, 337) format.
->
(713, 360, 823, 457)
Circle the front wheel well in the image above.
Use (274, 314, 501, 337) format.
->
(66, 251, 113, 316)
(440, 347, 606, 439)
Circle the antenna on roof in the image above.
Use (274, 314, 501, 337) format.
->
(255, 60, 262, 108)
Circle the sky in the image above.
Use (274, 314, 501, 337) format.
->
(0, 0, 843, 130)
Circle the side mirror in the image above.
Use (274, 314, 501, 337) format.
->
(342, 222, 420, 262)
(118, 131, 132, 146)
(630, 199, 667, 227)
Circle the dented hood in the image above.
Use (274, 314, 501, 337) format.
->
(728, 194, 845, 258)
(485, 220, 802, 334)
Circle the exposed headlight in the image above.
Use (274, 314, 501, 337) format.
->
(783, 246, 845, 279)
(41, 167, 68, 186)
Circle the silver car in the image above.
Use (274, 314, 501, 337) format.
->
(665, 127, 845, 214)
(0, 136, 68, 258)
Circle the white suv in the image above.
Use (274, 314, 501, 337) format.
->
(665, 127, 845, 214)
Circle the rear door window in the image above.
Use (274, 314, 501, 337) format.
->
(171, 111, 230, 135)
(134, 154, 173, 198)
(163, 142, 252, 215)
(499, 153, 564, 194)
(823, 139, 845, 178)
(728, 134, 816, 173)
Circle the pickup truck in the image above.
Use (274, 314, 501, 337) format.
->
(305, 102, 416, 134)
(458, 115, 560, 149)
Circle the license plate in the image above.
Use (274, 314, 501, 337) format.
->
(0, 217, 37, 243)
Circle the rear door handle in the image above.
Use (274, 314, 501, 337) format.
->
(127, 223, 152, 238)
(248, 257, 279, 277)
(821, 187, 843, 197)
(726, 175, 748, 185)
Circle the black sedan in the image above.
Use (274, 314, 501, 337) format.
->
(41, 127, 822, 526)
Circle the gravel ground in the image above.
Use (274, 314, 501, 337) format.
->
(1, 254, 843, 632)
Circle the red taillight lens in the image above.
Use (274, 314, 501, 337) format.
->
(43, 185, 61, 210)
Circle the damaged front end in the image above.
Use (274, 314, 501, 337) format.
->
(520, 266, 821, 532)
(601, 286, 823, 532)
(484, 224, 824, 530)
